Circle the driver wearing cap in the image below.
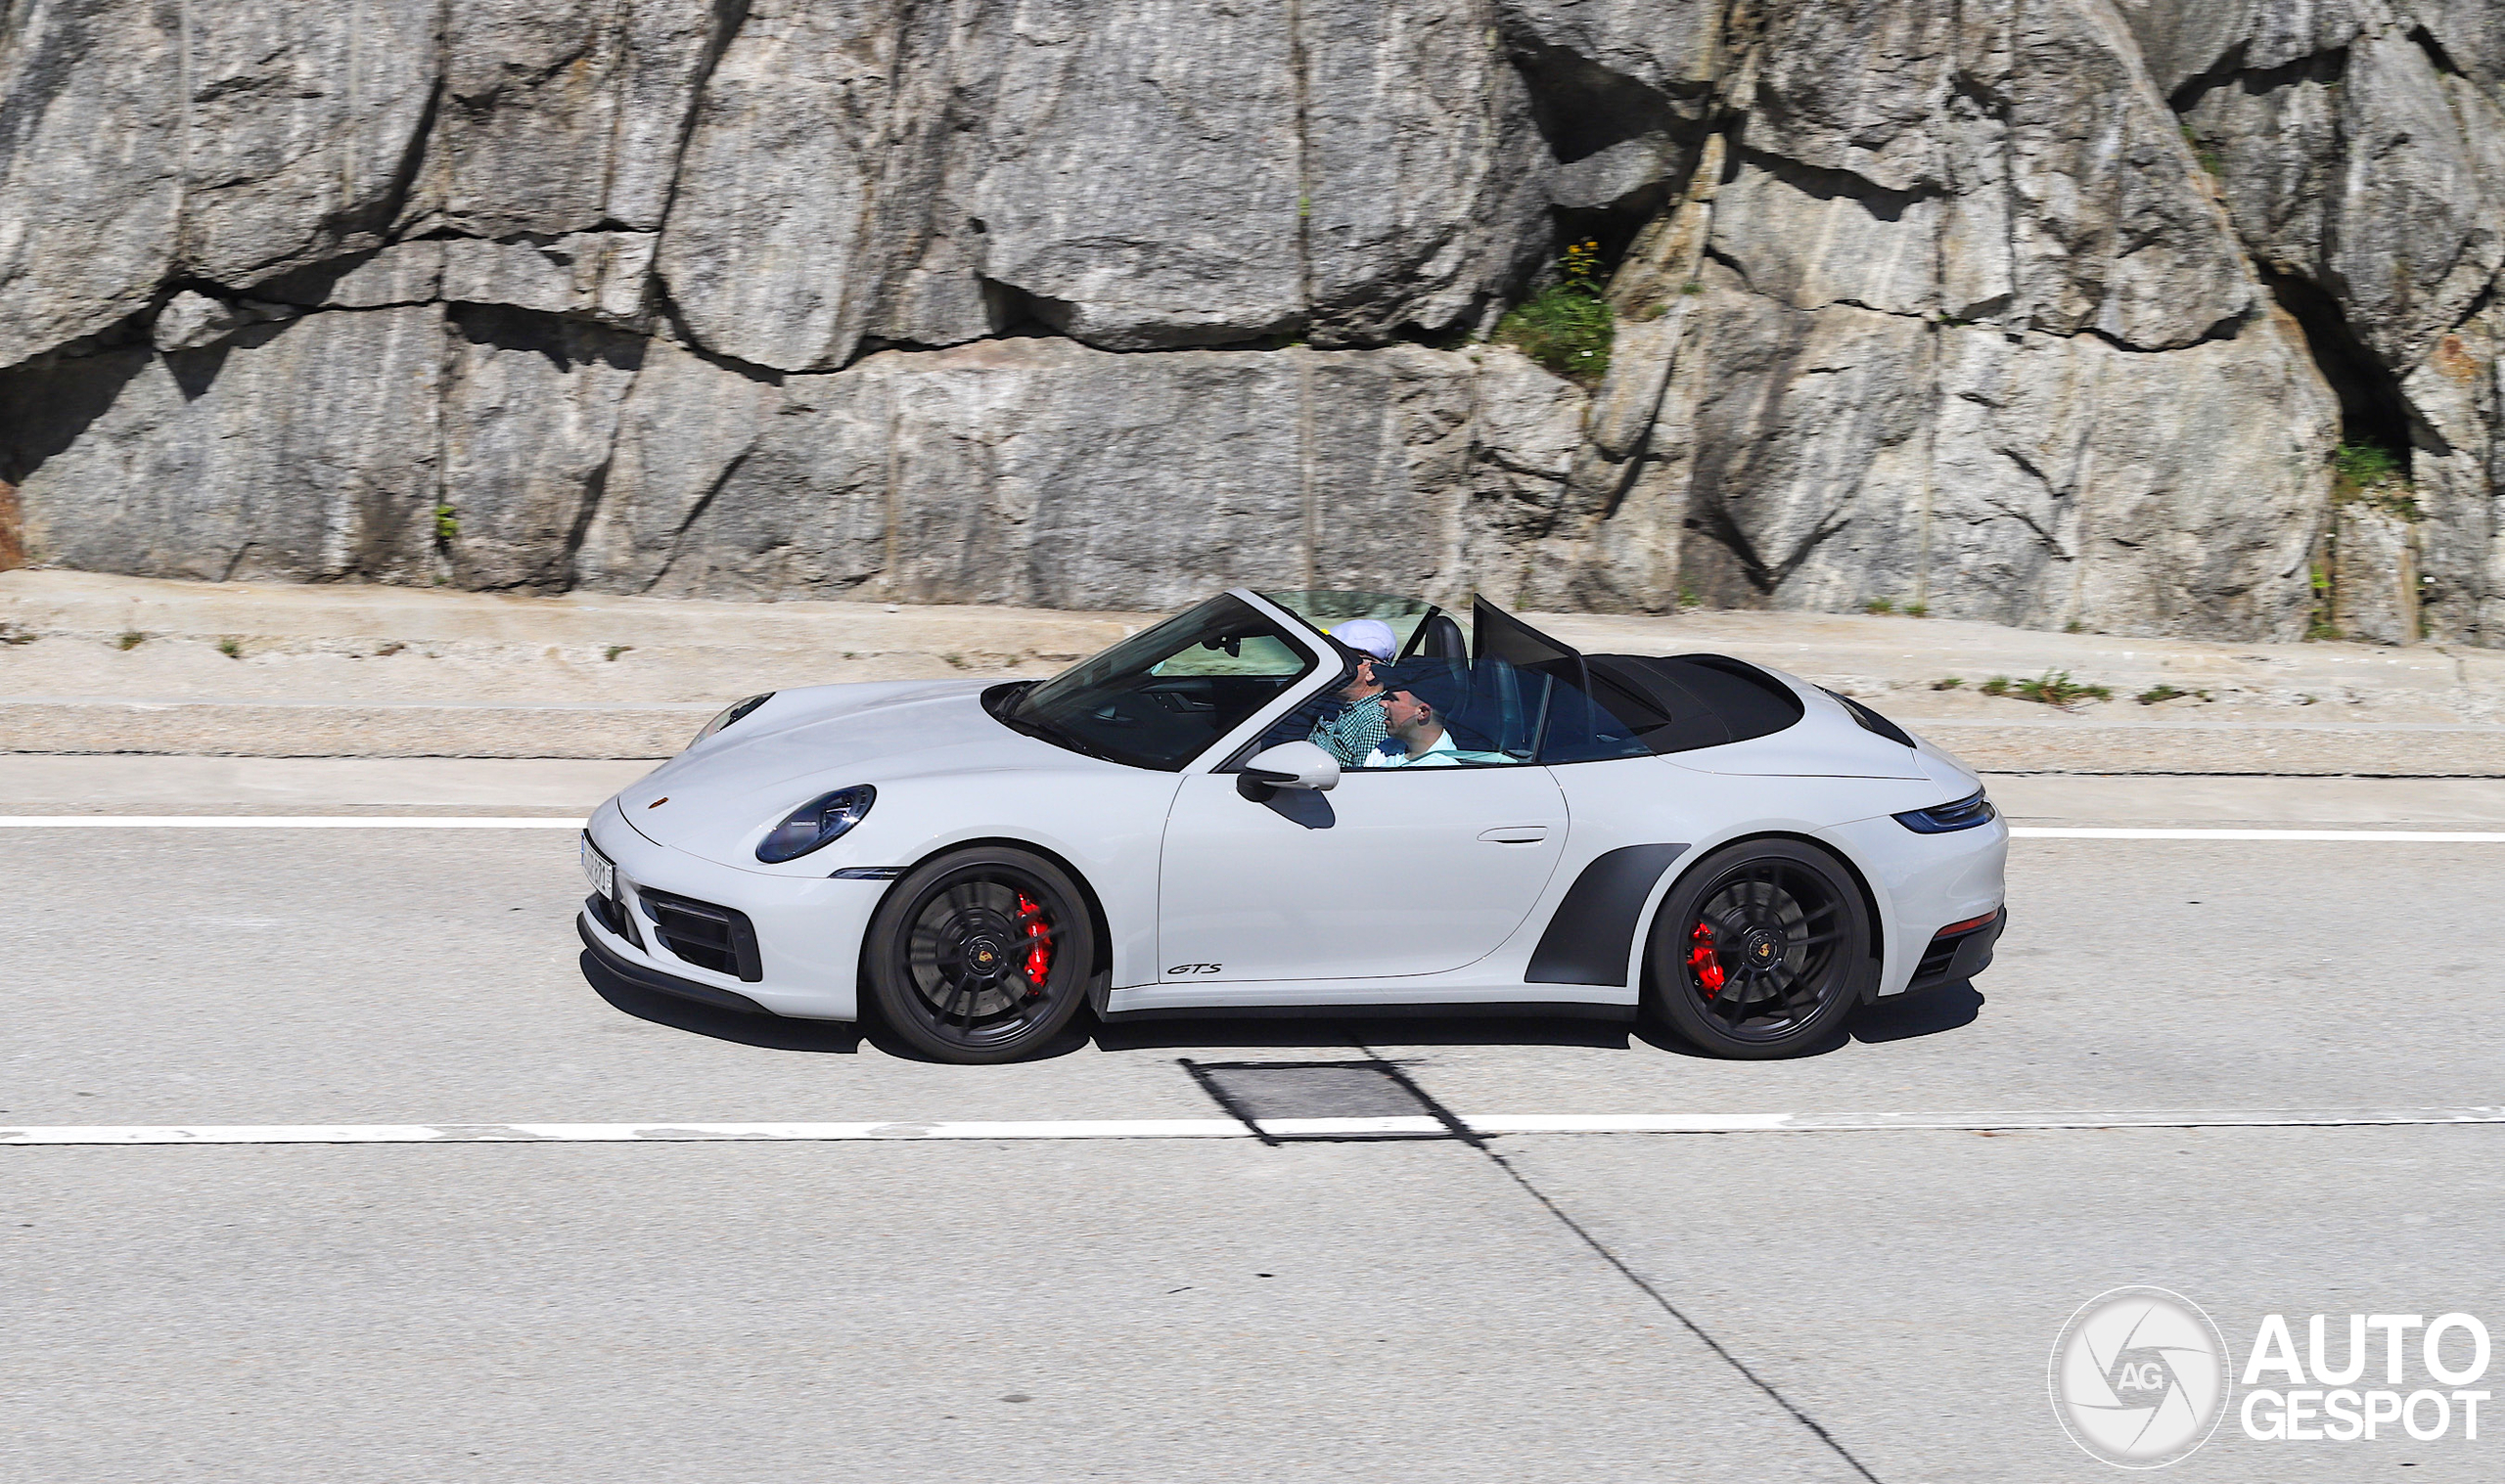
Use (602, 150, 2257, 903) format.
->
(1306, 618, 1399, 766)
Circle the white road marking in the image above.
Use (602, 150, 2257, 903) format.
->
(2, 816, 2502, 841)
(0, 816, 584, 829)
(1468, 1107, 2505, 1133)
(2008, 827, 2505, 841)
(7, 1107, 2501, 1145)
(0, 1121, 1249, 1145)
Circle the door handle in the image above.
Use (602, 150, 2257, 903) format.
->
(1479, 826, 1548, 843)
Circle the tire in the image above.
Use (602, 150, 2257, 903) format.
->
(1645, 838, 1875, 1059)
(862, 845, 1098, 1064)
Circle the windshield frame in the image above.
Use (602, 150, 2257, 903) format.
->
(997, 590, 1339, 773)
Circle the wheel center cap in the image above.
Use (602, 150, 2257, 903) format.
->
(966, 936, 1003, 971)
(1743, 927, 1783, 965)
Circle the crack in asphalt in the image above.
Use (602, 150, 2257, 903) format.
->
(1351, 1043, 1887, 1484)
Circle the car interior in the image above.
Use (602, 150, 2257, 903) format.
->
(1010, 590, 1818, 774)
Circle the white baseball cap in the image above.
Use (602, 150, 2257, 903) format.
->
(1331, 618, 1398, 663)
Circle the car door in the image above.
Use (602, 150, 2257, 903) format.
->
(1156, 764, 1571, 983)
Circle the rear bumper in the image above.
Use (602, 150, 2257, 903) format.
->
(1827, 811, 2009, 998)
(1908, 907, 2006, 993)
(578, 912, 771, 1015)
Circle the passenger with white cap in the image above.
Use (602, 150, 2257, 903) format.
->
(1305, 618, 1398, 766)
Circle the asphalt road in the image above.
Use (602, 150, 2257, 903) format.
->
(5, 787, 2502, 1482)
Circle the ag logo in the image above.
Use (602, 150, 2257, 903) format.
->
(2050, 1286, 2230, 1468)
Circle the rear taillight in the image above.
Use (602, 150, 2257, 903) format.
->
(1894, 789, 1995, 833)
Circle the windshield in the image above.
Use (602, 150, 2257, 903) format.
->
(1002, 595, 1317, 770)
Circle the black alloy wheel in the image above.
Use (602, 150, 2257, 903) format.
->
(863, 845, 1097, 1064)
(1646, 838, 1874, 1058)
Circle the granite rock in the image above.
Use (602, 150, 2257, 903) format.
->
(2333, 499, 2422, 644)
(2181, 24, 2505, 370)
(2151, 3, 2505, 642)
(581, 337, 1545, 610)
(2401, 303, 2505, 645)
(0, 0, 183, 367)
(440, 233, 658, 326)
(149, 292, 300, 352)
(2116, 0, 2373, 96)
(3, 307, 446, 583)
(1592, 265, 2337, 641)
(1298, 0, 1553, 344)
(1725, 0, 2256, 348)
(179, 0, 443, 288)
(6, 0, 2505, 648)
(400, 0, 730, 240)
(438, 305, 647, 589)
(653, 0, 906, 371)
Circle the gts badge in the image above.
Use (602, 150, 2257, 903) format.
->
(1165, 963, 1222, 976)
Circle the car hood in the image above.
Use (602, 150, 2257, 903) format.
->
(615, 679, 1100, 865)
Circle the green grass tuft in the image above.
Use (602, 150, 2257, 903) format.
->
(1981, 672, 2111, 707)
(1495, 240, 1614, 382)
(2331, 439, 2422, 518)
(1495, 284, 1613, 381)
(2334, 440, 2402, 488)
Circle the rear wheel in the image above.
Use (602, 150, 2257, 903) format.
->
(863, 846, 1096, 1064)
(1646, 839, 1874, 1059)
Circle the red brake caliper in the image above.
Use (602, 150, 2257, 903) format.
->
(1018, 892, 1052, 992)
(1687, 921, 1724, 997)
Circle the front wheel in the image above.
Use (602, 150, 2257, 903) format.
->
(862, 846, 1097, 1064)
(1645, 839, 1874, 1059)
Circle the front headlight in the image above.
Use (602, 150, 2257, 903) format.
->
(692, 693, 774, 748)
(755, 786, 877, 864)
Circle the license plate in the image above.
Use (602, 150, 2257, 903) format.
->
(580, 835, 615, 898)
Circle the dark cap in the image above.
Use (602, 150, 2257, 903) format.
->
(1376, 658, 1469, 717)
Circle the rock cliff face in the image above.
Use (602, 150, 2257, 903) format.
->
(1, 0, 2497, 643)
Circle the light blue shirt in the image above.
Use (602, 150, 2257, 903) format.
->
(1366, 730, 1460, 767)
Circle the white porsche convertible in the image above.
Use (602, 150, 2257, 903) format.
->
(578, 591, 2007, 1063)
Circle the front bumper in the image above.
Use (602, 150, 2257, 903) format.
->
(578, 912, 770, 1014)
(579, 798, 886, 1020)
